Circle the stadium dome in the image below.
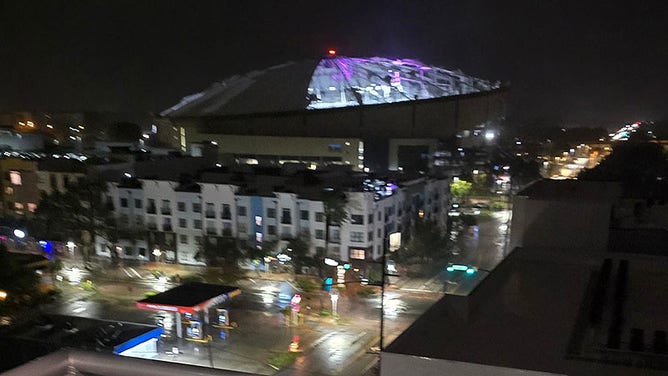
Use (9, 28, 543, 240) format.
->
(161, 56, 500, 117)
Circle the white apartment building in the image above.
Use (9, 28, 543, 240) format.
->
(96, 172, 450, 266)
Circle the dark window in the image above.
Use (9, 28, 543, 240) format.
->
(135, 199, 142, 208)
(268, 225, 276, 235)
(315, 212, 325, 222)
(177, 202, 186, 212)
(267, 208, 276, 218)
(192, 202, 201, 213)
(300, 210, 309, 220)
(120, 198, 128, 208)
(281, 208, 291, 224)
(222, 204, 231, 220)
(238, 205, 247, 216)
(368, 214, 374, 224)
(351, 214, 364, 225)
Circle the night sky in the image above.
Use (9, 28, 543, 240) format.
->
(1, 1, 666, 127)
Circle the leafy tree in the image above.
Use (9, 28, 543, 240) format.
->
(399, 219, 446, 262)
(322, 188, 348, 259)
(450, 180, 472, 201)
(195, 236, 243, 270)
(0, 245, 40, 310)
(285, 235, 312, 274)
(30, 175, 114, 262)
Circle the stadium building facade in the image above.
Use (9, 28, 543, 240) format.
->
(158, 56, 507, 173)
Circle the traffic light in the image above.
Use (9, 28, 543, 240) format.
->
(323, 277, 333, 291)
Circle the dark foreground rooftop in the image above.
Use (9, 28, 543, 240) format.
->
(385, 247, 668, 376)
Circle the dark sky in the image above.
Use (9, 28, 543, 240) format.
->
(1, 1, 666, 126)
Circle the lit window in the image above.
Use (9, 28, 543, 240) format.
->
(4, 187, 13, 195)
(27, 203, 36, 212)
(9, 171, 21, 185)
(256, 232, 263, 243)
(14, 202, 24, 209)
(350, 249, 365, 260)
(255, 216, 262, 226)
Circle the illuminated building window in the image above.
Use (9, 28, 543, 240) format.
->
(255, 232, 263, 243)
(27, 203, 36, 212)
(9, 171, 21, 185)
(14, 202, 24, 209)
(350, 249, 365, 260)
(255, 215, 262, 226)
(4, 187, 13, 195)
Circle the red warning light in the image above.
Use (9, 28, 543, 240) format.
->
(328, 49, 337, 56)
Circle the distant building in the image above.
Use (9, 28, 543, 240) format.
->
(159, 56, 506, 173)
(0, 158, 39, 217)
(97, 166, 450, 266)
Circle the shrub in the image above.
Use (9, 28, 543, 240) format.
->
(295, 278, 318, 293)
(268, 351, 301, 369)
(80, 280, 96, 291)
(490, 201, 508, 211)
(180, 274, 206, 283)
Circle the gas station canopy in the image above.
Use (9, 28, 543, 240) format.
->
(136, 282, 240, 314)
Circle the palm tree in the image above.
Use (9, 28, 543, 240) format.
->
(321, 188, 348, 270)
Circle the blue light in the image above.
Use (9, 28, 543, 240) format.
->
(466, 268, 476, 275)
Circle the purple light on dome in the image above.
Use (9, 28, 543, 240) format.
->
(391, 71, 401, 84)
(335, 58, 353, 80)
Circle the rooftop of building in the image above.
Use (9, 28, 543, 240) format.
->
(136, 282, 240, 310)
(2, 349, 260, 376)
(517, 179, 623, 201)
(160, 56, 500, 117)
(386, 247, 668, 375)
